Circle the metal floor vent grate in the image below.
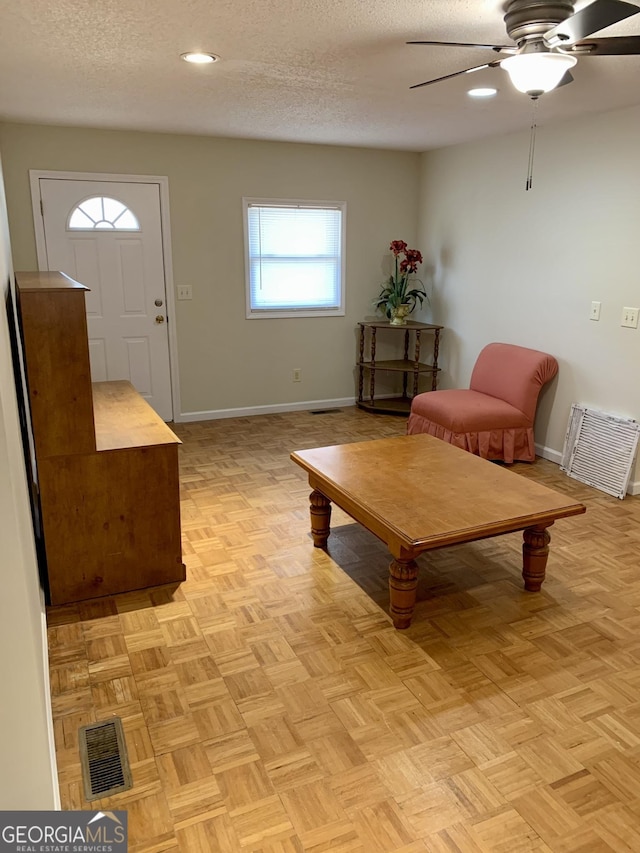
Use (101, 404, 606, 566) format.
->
(309, 408, 342, 415)
(79, 717, 132, 800)
(560, 404, 640, 499)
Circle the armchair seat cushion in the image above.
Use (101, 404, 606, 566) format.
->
(410, 389, 529, 432)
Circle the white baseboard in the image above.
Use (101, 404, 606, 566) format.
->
(535, 443, 640, 496)
(535, 444, 563, 465)
(627, 480, 640, 496)
(176, 396, 357, 423)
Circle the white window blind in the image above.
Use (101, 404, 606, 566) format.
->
(244, 200, 345, 318)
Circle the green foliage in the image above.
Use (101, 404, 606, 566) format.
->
(373, 276, 428, 319)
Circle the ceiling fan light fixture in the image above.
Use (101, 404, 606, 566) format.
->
(501, 52, 577, 96)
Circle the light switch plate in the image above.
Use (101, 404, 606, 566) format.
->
(177, 285, 192, 300)
(590, 301, 601, 321)
(621, 307, 638, 328)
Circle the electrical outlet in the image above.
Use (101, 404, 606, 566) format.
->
(621, 307, 639, 328)
(177, 285, 192, 300)
(293, 368, 302, 382)
(590, 301, 601, 321)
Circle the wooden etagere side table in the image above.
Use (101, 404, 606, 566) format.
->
(357, 320, 443, 415)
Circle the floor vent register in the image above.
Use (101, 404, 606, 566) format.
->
(79, 717, 132, 800)
(560, 404, 639, 499)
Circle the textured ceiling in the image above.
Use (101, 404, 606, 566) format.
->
(1, 0, 640, 151)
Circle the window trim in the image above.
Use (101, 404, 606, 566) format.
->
(243, 197, 347, 319)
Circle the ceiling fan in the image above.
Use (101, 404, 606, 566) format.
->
(409, 0, 640, 98)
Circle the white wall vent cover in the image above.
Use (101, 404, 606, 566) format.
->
(560, 404, 640, 499)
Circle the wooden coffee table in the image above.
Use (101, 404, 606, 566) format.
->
(291, 434, 586, 628)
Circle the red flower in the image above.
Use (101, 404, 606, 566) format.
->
(389, 240, 408, 256)
(404, 248, 423, 265)
(400, 259, 418, 274)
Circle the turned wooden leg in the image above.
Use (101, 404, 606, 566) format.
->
(522, 524, 552, 591)
(389, 557, 418, 629)
(310, 490, 331, 547)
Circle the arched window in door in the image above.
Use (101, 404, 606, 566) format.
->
(68, 196, 140, 230)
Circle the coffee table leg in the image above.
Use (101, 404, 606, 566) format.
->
(310, 490, 332, 547)
(522, 524, 552, 591)
(389, 557, 418, 629)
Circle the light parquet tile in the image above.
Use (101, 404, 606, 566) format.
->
(45, 407, 640, 851)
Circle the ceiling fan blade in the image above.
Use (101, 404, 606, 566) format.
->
(544, 0, 640, 48)
(564, 34, 640, 53)
(410, 60, 501, 90)
(407, 40, 514, 54)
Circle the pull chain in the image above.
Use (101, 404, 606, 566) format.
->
(526, 96, 539, 191)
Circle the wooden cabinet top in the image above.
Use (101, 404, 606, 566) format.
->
(93, 381, 181, 451)
(15, 270, 89, 292)
(358, 320, 443, 331)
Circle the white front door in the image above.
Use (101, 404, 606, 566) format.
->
(36, 177, 174, 420)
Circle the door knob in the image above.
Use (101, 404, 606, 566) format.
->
(155, 315, 165, 324)
(155, 298, 164, 307)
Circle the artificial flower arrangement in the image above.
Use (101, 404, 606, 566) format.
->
(373, 240, 428, 322)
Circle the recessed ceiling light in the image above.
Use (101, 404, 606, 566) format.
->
(467, 87, 498, 98)
(181, 52, 219, 64)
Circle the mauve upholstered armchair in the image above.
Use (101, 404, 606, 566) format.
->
(407, 342, 558, 463)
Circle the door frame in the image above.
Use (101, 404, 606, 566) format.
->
(29, 169, 181, 421)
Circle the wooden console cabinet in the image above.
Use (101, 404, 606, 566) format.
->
(16, 271, 185, 605)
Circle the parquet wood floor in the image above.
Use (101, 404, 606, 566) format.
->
(47, 407, 640, 852)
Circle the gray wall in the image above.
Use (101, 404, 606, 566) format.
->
(0, 152, 58, 807)
(418, 103, 640, 485)
(0, 123, 421, 417)
(3, 110, 638, 470)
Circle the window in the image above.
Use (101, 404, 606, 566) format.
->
(244, 198, 346, 318)
(68, 196, 140, 231)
